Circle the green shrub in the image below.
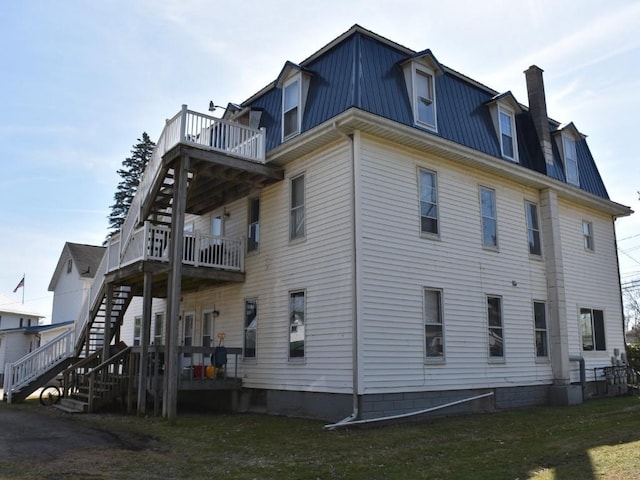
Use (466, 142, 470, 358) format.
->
(626, 343, 640, 371)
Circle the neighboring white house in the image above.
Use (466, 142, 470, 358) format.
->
(0, 295, 45, 383)
(48, 242, 106, 325)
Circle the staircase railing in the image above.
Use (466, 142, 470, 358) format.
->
(118, 105, 265, 265)
(74, 244, 110, 353)
(86, 346, 132, 412)
(3, 329, 74, 403)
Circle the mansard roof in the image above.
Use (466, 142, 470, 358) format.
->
(241, 24, 612, 201)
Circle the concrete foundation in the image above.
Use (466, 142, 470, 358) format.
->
(548, 384, 583, 406)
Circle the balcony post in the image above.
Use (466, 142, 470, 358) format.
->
(137, 269, 153, 415)
(259, 127, 266, 162)
(179, 105, 188, 144)
(164, 155, 189, 423)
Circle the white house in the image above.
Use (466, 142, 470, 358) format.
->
(0, 295, 45, 383)
(48, 242, 106, 325)
(6, 25, 632, 422)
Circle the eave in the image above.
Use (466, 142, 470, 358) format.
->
(267, 108, 632, 218)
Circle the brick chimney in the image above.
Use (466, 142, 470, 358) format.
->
(524, 65, 554, 167)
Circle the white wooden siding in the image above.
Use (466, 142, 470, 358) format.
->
(558, 200, 624, 381)
(175, 139, 355, 393)
(358, 135, 552, 394)
(119, 297, 167, 346)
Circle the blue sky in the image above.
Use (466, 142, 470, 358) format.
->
(1, 0, 639, 321)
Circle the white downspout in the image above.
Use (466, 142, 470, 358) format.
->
(324, 392, 495, 430)
(331, 123, 360, 426)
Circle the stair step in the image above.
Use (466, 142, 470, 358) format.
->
(56, 397, 87, 413)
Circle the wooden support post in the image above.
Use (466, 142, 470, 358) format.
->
(164, 156, 189, 422)
(137, 270, 153, 415)
(103, 283, 113, 363)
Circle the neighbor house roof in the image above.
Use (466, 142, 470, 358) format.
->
(0, 294, 45, 318)
(48, 242, 106, 291)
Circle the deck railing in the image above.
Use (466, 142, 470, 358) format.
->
(3, 329, 74, 403)
(119, 106, 265, 264)
(109, 222, 245, 272)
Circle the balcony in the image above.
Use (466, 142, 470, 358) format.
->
(118, 106, 277, 270)
(105, 222, 246, 296)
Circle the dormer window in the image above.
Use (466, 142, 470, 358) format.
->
(563, 136, 579, 186)
(499, 108, 516, 160)
(414, 67, 436, 129)
(276, 61, 313, 143)
(282, 77, 300, 139)
(401, 50, 443, 132)
(486, 92, 521, 163)
(553, 123, 581, 187)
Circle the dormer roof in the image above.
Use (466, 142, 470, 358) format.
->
(485, 91, 524, 114)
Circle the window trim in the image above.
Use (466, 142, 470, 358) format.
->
(288, 289, 306, 362)
(487, 295, 504, 361)
(247, 196, 260, 253)
(525, 201, 542, 257)
(289, 173, 306, 242)
(282, 75, 301, 141)
(412, 64, 437, 131)
(498, 105, 518, 162)
(182, 311, 195, 358)
(418, 168, 439, 237)
(153, 312, 164, 346)
(563, 134, 579, 186)
(582, 220, 594, 251)
(580, 307, 606, 352)
(201, 309, 216, 349)
(243, 299, 258, 360)
(423, 287, 445, 362)
(533, 301, 549, 360)
(133, 316, 141, 347)
(479, 186, 499, 250)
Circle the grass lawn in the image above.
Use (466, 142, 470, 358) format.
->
(1, 395, 640, 479)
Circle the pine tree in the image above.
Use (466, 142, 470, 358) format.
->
(108, 132, 155, 234)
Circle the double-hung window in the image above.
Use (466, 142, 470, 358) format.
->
(202, 310, 215, 348)
(419, 169, 439, 235)
(414, 68, 437, 129)
(133, 316, 141, 346)
(499, 108, 517, 161)
(581, 308, 606, 351)
(525, 201, 541, 256)
(289, 290, 305, 359)
(583, 220, 594, 251)
(282, 77, 301, 140)
(248, 197, 260, 252)
(533, 301, 548, 358)
(290, 174, 305, 241)
(563, 136, 579, 186)
(480, 187, 498, 249)
(182, 312, 194, 358)
(153, 313, 164, 345)
(424, 288, 444, 359)
(487, 296, 504, 359)
(244, 299, 257, 358)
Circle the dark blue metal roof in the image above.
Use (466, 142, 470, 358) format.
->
(244, 28, 610, 200)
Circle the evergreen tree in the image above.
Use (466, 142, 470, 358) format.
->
(108, 132, 155, 234)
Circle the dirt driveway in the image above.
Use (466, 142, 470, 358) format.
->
(0, 405, 130, 461)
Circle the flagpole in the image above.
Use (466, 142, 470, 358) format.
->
(22, 273, 25, 305)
